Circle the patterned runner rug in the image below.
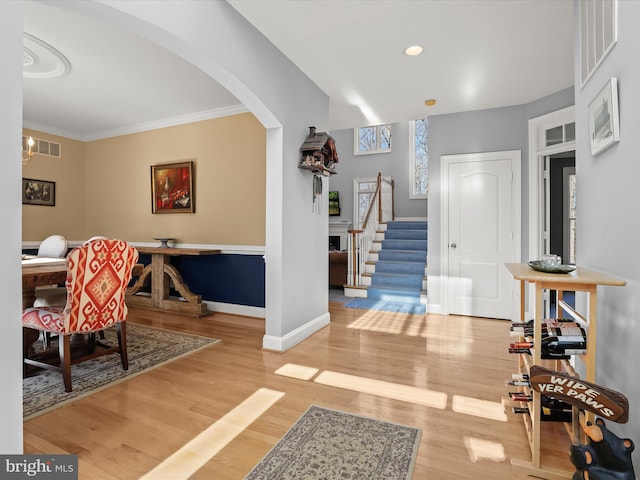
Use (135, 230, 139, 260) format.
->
(23, 323, 219, 419)
(245, 405, 421, 480)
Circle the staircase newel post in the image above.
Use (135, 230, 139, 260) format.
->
(348, 230, 359, 286)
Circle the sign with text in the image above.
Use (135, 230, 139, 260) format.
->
(0, 455, 77, 479)
(529, 365, 629, 423)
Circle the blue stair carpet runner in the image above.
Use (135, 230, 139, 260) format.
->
(346, 220, 427, 314)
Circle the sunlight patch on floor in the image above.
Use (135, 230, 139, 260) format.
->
(139, 388, 285, 480)
(424, 315, 474, 356)
(452, 394, 508, 422)
(347, 310, 428, 336)
(275, 363, 319, 380)
(314, 370, 448, 409)
(463, 436, 507, 462)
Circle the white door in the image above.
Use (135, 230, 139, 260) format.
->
(442, 151, 521, 320)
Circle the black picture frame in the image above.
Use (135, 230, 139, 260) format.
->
(22, 178, 55, 206)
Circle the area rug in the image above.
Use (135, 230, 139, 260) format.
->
(23, 323, 219, 420)
(345, 297, 427, 314)
(244, 405, 421, 480)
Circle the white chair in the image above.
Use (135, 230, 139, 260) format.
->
(34, 236, 109, 307)
(33, 235, 69, 308)
(36, 235, 68, 258)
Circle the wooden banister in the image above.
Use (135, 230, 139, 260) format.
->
(346, 172, 395, 287)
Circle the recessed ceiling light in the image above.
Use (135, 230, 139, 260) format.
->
(424, 99, 436, 107)
(404, 45, 423, 56)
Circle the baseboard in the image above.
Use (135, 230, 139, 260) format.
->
(262, 312, 330, 352)
(203, 300, 265, 318)
(426, 302, 441, 314)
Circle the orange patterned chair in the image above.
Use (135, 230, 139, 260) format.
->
(23, 239, 139, 392)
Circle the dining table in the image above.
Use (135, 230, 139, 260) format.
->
(125, 246, 220, 317)
(22, 255, 143, 357)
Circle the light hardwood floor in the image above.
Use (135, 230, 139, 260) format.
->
(24, 303, 574, 479)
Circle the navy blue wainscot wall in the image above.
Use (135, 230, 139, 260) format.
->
(137, 253, 265, 308)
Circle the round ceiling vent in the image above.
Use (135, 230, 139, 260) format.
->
(23, 32, 71, 79)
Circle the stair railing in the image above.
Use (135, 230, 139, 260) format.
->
(347, 173, 394, 286)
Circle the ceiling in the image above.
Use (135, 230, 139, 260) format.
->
(22, 0, 575, 142)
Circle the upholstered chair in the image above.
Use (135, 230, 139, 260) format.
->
(23, 239, 139, 392)
(34, 236, 107, 308)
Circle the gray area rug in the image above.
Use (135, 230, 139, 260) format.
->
(23, 323, 219, 420)
(245, 405, 421, 480)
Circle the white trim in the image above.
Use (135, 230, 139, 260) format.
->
(204, 300, 264, 318)
(262, 312, 330, 352)
(353, 124, 392, 155)
(23, 104, 249, 142)
(23, 241, 266, 256)
(527, 106, 575, 317)
(527, 106, 575, 269)
(393, 216, 427, 222)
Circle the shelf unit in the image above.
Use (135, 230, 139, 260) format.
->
(504, 263, 626, 480)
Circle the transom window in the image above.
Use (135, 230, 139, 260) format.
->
(354, 124, 391, 155)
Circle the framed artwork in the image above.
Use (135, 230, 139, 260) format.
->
(151, 160, 195, 213)
(588, 78, 620, 156)
(329, 191, 341, 216)
(22, 178, 55, 206)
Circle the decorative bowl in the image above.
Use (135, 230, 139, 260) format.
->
(152, 237, 175, 248)
(528, 260, 575, 274)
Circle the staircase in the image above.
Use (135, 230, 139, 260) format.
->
(346, 220, 427, 314)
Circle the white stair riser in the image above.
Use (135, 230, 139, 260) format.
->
(365, 264, 428, 275)
(361, 276, 427, 289)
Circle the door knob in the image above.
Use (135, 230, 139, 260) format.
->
(450, 242, 457, 248)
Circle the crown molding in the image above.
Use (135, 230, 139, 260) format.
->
(22, 104, 249, 142)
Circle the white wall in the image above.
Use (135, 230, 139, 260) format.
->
(0, 0, 26, 452)
(573, 0, 640, 463)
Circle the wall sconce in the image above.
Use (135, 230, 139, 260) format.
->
(22, 136, 35, 165)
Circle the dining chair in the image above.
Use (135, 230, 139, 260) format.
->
(23, 239, 139, 392)
(36, 234, 68, 258)
(34, 236, 107, 308)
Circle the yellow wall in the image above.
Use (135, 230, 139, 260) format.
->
(23, 113, 266, 246)
(22, 129, 86, 241)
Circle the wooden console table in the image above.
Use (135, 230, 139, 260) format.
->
(504, 263, 626, 479)
(126, 246, 220, 317)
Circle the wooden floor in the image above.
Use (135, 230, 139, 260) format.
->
(23, 302, 575, 479)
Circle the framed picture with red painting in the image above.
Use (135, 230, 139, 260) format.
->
(151, 160, 195, 214)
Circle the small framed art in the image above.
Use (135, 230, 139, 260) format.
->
(151, 160, 195, 213)
(588, 77, 620, 156)
(22, 178, 55, 206)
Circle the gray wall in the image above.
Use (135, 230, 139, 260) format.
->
(329, 123, 428, 226)
(573, 0, 640, 464)
(427, 88, 574, 312)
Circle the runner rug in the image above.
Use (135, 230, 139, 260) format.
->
(244, 405, 421, 480)
(23, 323, 219, 420)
